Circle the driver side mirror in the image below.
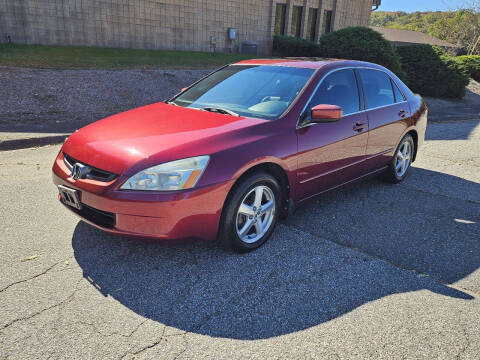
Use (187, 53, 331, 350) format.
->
(311, 104, 343, 123)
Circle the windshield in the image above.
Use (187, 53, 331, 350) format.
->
(170, 65, 315, 120)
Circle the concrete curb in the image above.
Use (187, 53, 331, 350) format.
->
(0, 134, 69, 151)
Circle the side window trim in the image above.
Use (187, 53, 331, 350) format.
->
(391, 78, 406, 103)
(354, 68, 366, 111)
(390, 78, 397, 102)
(390, 78, 399, 103)
(296, 66, 408, 128)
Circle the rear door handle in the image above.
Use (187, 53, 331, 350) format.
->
(353, 122, 366, 132)
(398, 110, 408, 118)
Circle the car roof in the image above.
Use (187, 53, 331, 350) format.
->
(233, 58, 381, 70)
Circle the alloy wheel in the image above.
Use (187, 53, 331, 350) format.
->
(395, 140, 412, 178)
(235, 185, 276, 244)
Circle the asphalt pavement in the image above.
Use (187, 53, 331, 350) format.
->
(0, 119, 479, 359)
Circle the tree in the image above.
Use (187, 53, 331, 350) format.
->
(429, 10, 480, 54)
(371, 7, 480, 55)
(457, 0, 480, 54)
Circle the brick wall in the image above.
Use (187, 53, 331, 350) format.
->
(0, 0, 372, 54)
(333, 0, 372, 31)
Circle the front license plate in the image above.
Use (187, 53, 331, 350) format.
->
(58, 185, 82, 210)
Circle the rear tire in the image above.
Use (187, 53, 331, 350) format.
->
(382, 134, 414, 183)
(218, 172, 282, 252)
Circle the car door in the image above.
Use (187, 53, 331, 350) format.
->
(296, 68, 369, 201)
(357, 69, 411, 171)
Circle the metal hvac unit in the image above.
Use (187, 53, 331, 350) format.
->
(240, 41, 258, 55)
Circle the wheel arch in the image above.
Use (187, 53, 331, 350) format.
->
(225, 161, 292, 220)
(397, 127, 419, 163)
(405, 129, 419, 162)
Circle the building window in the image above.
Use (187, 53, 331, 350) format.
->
(306, 8, 318, 41)
(290, 6, 303, 37)
(274, 4, 287, 35)
(323, 10, 333, 34)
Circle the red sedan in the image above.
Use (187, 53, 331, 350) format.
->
(52, 59, 428, 251)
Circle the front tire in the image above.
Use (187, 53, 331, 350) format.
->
(219, 172, 282, 252)
(382, 134, 414, 183)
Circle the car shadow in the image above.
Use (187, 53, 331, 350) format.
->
(72, 167, 479, 340)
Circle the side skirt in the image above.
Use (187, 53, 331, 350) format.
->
(289, 165, 388, 214)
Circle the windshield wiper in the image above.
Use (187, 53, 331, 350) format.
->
(201, 107, 239, 117)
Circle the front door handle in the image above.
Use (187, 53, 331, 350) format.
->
(353, 122, 366, 132)
(398, 110, 408, 118)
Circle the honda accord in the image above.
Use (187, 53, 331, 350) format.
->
(52, 59, 428, 251)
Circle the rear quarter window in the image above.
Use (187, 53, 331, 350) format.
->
(392, 80, 406, 102)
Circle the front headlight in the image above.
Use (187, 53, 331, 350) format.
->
(120, 156, 210, 191)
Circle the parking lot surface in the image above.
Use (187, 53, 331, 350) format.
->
(1, 119, 479, 359)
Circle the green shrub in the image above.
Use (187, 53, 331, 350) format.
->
(397, 45, 469, 98)
(319, 27, 404, 76)
(455, 55, 480, 82)
(272, 35, 322, 57)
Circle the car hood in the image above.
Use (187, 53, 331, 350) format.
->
(62, 102, 267, 174)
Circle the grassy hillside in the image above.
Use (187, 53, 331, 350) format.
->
(371, 11, 448, 33)
(371, 10, 480, 54)
(371, 11, 455, 35)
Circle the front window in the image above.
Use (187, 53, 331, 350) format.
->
(310, 69, 360, 116)
(171, 65, 315, 120)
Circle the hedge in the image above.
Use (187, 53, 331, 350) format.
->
(319, 27, 404, 77)
(271, 28, 470, 98)
(397, 45, 469, 99)
(455, 55, 480, 82)
(272, 35, 322, 57)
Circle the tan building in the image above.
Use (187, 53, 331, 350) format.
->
(1, 0, 375, 55)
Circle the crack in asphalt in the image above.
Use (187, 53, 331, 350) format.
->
(0, 277, 83, 332)
(284, 223, 478, 298)
(120, 324, 167, 359)
(119, 324, 189, 360)
(126, 226, 346, 343)
(173, 333, 188, 360)
(0, 256, 74, 294)
(188, 259, 285, 335)
(78, 318, 149, 340)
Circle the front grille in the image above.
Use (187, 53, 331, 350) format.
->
(72, 203, 116, 228)
(63, 153, 118, 182)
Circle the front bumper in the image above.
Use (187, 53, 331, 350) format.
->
(52, 153, 233, 241)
